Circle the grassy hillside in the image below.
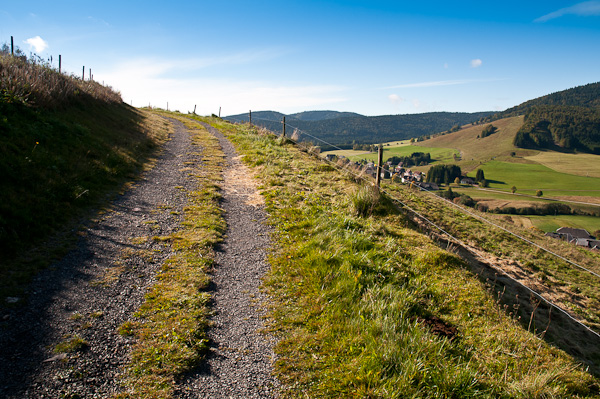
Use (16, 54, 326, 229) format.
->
(199, 117, 600, 398)
(0, 52, 169, 298)
(415, 116, 529, 170)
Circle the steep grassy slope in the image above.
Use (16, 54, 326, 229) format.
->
(0, 54, 169, 298)
(415, 116, 529, 171)
(201, 117, 600, 398)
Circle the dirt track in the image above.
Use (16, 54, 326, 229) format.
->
(0, 119, 279, 398)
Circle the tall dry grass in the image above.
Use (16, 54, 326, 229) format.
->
(0, 53, 121, 108)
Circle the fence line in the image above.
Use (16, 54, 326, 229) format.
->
(4, 35, 95, 82)
(225, 112, 600, 339)
(230, 112, 598, 280)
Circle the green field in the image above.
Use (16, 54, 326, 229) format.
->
(525, 214, 600, 233)
(474, 160, 600, 196)
(525, 152, 600, 179)
(328, 144, 459, 164)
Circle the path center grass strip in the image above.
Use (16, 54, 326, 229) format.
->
(116, 115, 225, 399)
(203, 117, 599, 398)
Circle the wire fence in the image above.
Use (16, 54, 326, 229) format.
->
(226, 112, 600, 339)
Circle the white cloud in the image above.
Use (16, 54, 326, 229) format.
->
(388, 94, 403, 104)
(98, 58, 348, 115)
(535, 1, 600, 22)
(470, 59, 482, 68)
(25, 36, 48, 53)
(385, 79, 474, 89)
(412, 99, 421, 109)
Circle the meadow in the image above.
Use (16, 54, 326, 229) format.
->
(202, 117, 600, 398)
(325, 143, 459, 164)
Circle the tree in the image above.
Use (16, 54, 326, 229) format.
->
(480, 179, 489, 188)
(475, 169, 485, 182)
(480, 124, 498, 138)
(454, 177, 461, 185)
(511, 186, 517, 194)
(426, 164, 462, 185)
(536, 190, 543, 197)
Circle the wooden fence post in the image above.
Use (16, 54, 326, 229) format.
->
(376, 144, 383, 187)
(11, 36, 14, 56)
(249, 110, 252, 125)
(282, 116, 286, 137)
(82, 66, 85, 80)
(59, 55, 62, 73)
(89, 68, 92, 81)
(219, 107, 221, 118)
(193, 104, 196, 114)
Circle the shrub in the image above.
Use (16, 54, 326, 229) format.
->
(350, 185, 380, 217)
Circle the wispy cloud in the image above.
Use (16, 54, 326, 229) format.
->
(384, 79, 476, 89)
(99, 58, 347, 115)
(25, 36, 48, 52)
(535, 1, 600, 22)
(470, 59, 482, 68)
(113, 49, 287, 77)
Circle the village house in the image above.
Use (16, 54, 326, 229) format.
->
(545, 227, 599, 250)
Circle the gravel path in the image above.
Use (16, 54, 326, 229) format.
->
(0, 118, 198, 398)
(175, 122, 280, 398)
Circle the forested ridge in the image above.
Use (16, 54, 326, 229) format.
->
(489, 82, 600, 153)
(225, 110, 493, 149)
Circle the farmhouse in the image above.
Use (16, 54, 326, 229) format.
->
(545, 227, 599, 250)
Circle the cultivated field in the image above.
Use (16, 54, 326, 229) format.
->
(324, 115, 600, 233)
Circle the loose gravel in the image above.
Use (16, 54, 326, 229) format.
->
(0, 118, 281, 398)
(175, 122, 280, 398)
(0, 119, 197, 398)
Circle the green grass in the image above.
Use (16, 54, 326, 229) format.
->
(525, 152, 600, 179)
(414, 116, 532, 171)
(203, 117, 600, 398)
(476, 160, 600, 196)
(334, 144, 459, 164)
(0, 61, 170, 302)
(115, 113, 226, 399)
(383, 181, 600, 332)
(526, 215, 600, 233)
(54, 334, 88, 353)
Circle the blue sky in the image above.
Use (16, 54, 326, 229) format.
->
(1, 1, 600, 116)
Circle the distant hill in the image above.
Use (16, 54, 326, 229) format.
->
(485, 82, 600, 154)
(225, 111, 494, 149)
(501, 82, 600, 117)
(289, 110, 363, 121)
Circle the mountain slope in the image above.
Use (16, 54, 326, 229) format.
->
(226, 111, 494, 149)
(486, 82, 600, 154)
(501, 82, 600, 116)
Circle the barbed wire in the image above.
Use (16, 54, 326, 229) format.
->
(222, 113, 600, 339)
